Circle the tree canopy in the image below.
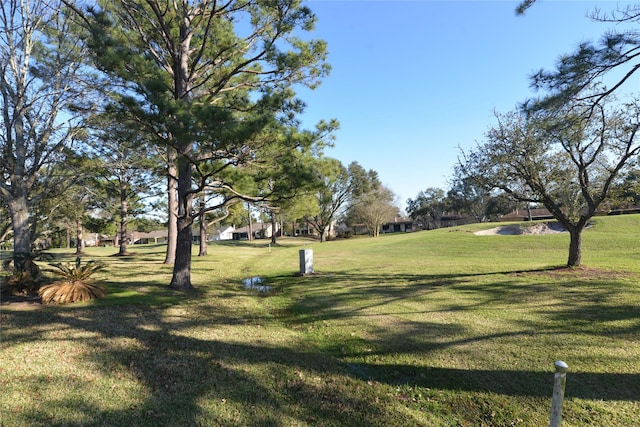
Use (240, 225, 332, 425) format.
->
(347, 184, 398, 238)
(75, 0, 332, 289)
(460, 96, 640, 266)
(406, 188, 450, 230)
(518, 1, 640, 113)
(1, 0, 95, 269)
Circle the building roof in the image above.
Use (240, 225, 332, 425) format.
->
(500, 208, 554, 221)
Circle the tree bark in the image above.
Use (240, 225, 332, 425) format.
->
(75, 219, 84, 255)
(270, 212, 277, 245)
(118, 184, 129, 256)
(169, 154, 194, 290)
(170, 214, 193, 289)
(164, 148, 178, 264)
(247, 206, 253, 241)
(169, 14, 196, 289)
(199, 198, 207, 256)
(567, 227, 583, 267)
(7, 195, 31, 270)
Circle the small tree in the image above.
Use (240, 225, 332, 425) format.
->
(306, 160, 370, 242)
(347, 185, 398, 237)
(306, 159, 350, 242)
(87, 115, 161, 256)
(461, 97, 640, 267)
(39, 257, 106, 304)
(406, 188, 450, 230)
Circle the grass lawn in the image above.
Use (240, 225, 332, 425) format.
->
(1, 215, 639, 426)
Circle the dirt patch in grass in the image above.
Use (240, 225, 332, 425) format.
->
(0, 293, 43, 311)
(524, 266, 632, 281)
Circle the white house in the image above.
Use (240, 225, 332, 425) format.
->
(210, 225, 235, 241)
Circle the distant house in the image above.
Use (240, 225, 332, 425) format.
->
(501, 206, 640, 222)
(131, 230, 168, 244)
(293, 222, 315, 237)
(500, 208, 555, 222)
(440, 214, 475, 228)
(210, 225, 235, 241)
(232, 222, 280, 240)
(293, 221, 338, 241)
(231, 226, 250, 240)
(98, 235, 116, 247)
(608, 206, 640, 215)
(381, 217, 414, 234)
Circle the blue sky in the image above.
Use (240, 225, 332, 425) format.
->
(295, 0, 636, 211)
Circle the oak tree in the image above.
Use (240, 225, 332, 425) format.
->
(406, 188, 450, 230)
(460, 98, 640, 267)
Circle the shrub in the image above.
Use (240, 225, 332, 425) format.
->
(39, 257, 106, 304)
(0, 251, 51, 296)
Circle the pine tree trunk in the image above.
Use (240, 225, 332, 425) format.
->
(270, 213, 277, 245)
(170, 214, 194, 289)
(118, 186, 129, 256)
(164, 148, 178, 264)
(75, 219, 84, 255)
(169, 152, 194, 290)
(169, 18, 195, 288)
(199, 199, 207, 256)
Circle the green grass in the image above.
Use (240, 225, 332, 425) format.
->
(1, 216, 639, 426)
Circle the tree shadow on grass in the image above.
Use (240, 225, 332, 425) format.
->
(3, 304, 420, 427)
(345, 362, 640, 401)
(271, 269, 640, 337)
(3, 265, 639, 426)
(268, 268, 640, 402)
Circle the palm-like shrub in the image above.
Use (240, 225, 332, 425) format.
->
(39, 257, 106, 304)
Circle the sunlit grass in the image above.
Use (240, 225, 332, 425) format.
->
(1, 216, 639, 426)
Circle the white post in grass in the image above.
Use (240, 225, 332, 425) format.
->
(299, 249, 313, 275)
(549, 360, 569, 427)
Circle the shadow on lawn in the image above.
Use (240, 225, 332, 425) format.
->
(3, 304, 411, 426)
(3, 266, 639, 426)
(271, 269, 640, 400)
(345, 362, 640, 401)
(273, 269, 640, 336)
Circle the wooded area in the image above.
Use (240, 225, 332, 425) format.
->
(3, 0, 640, 293)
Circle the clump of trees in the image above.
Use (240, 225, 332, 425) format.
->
(5, 0, 640, 294)
(1, 0, 340, 293)
(76, 0, 334, 289)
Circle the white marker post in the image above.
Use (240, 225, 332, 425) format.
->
(299, 249, 313, 274)
(549, 360, 569, 427)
